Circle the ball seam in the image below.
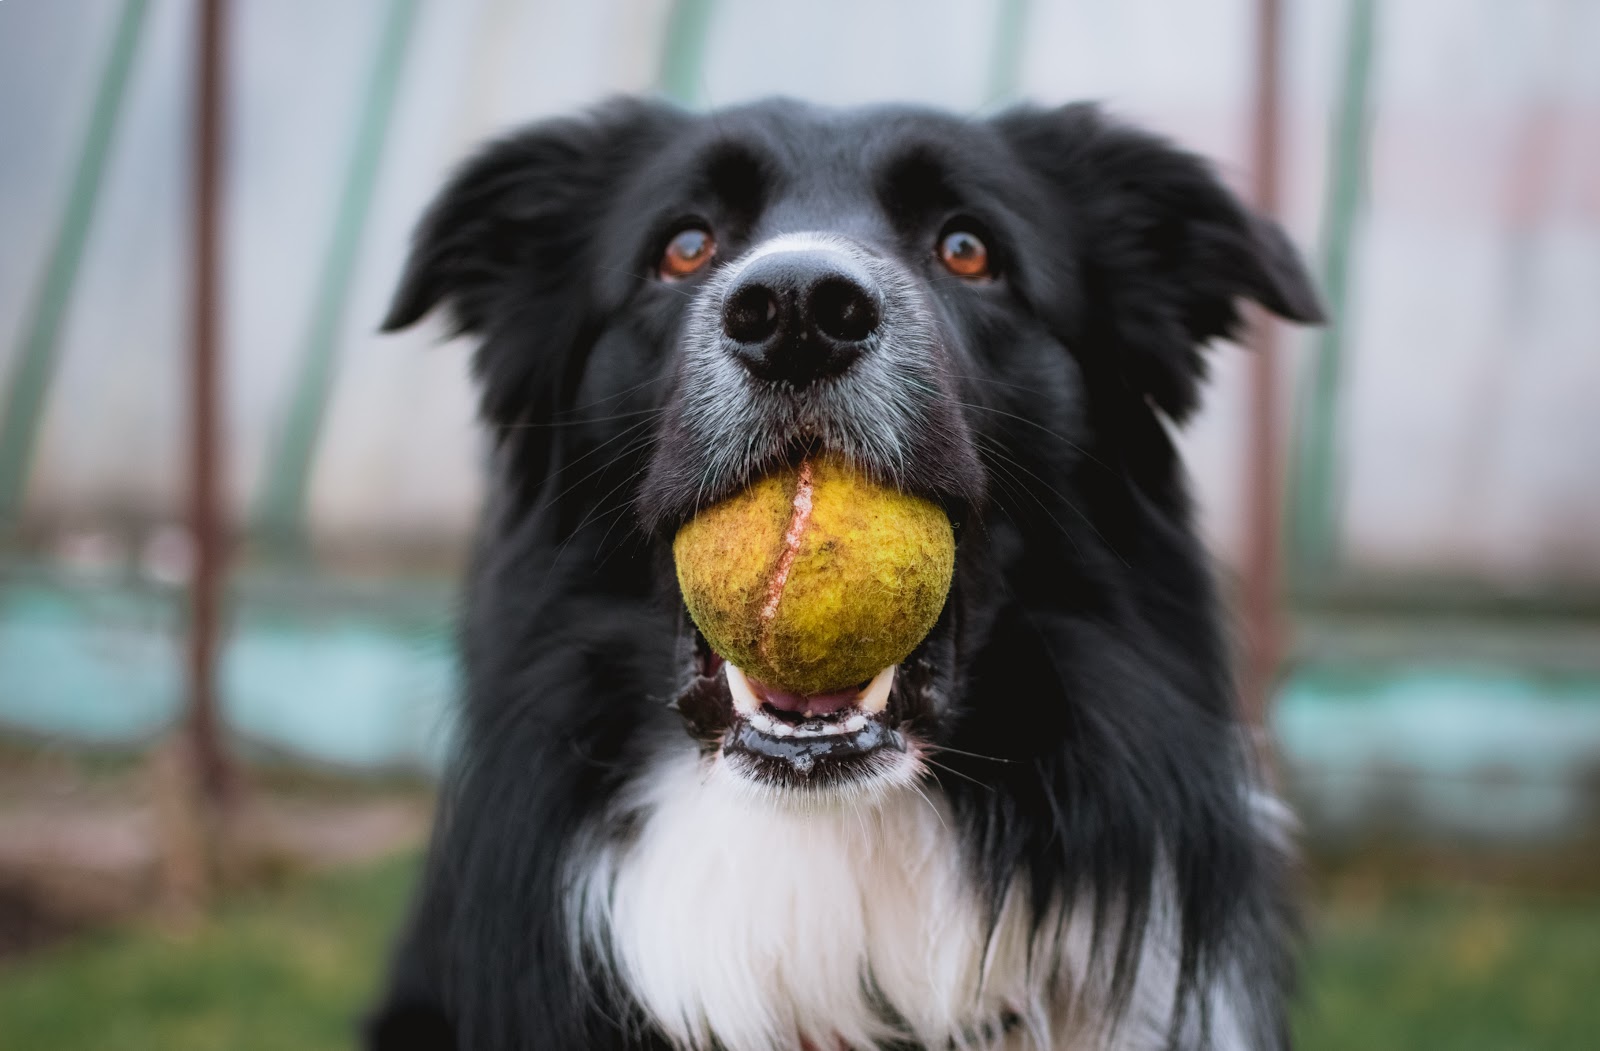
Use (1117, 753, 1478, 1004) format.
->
(756, 458, 816, 663)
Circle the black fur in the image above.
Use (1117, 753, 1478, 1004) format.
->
(370, 98, 1322, 1050)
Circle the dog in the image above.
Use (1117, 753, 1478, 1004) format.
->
(367, 97, 1323, 1051)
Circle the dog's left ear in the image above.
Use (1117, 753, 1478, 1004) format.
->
(995, 103, 1324, 422)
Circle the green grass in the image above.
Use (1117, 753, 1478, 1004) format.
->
(1297, 885, 1600, 1051)
(2, 855, 1597, 1050)
(0, 857, 416, 1051)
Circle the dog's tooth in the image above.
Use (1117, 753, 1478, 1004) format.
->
(750, 708, 794, 737)
(725, 663, 762, 716)
(750, 708, 779, 736)
(856, 666, 896, 715)
(729, 662, 893, 740)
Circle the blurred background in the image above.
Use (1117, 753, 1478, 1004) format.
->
(1, 0, 1597, 1047)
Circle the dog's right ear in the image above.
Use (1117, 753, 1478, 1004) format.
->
(381, 98, 685, 337)
(994, 103, 1323, 424)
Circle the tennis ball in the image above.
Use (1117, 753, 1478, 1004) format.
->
(673, 456, 955, 697)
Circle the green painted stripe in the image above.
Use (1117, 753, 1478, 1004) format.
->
(657, 0, 717, 107)
(1289, 0, 1376, 586)
(0, 577, 456, 771)
(6, 575, 1599, 835)
(253, 0, 424, 551)
(985, 0, 1031, 108)
(0, 0, 151, 533)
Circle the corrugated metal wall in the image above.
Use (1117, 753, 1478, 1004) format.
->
(3, 0, 1598, 581)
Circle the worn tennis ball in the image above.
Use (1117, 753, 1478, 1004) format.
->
(673, 456, 955, 697)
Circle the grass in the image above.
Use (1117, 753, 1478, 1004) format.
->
(2, 854, 1597, 1050)
(1296, 882, 1600, 1051)
(0, 857, 416, 1051)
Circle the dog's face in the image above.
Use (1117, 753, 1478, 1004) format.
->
(385, 98, 1320, 802)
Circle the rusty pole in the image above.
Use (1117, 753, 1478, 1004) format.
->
(1240, 0, 1286, 738)
(188, 0, 235, 802)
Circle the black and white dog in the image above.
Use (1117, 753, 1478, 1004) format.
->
(369, 98, 1322, 1051)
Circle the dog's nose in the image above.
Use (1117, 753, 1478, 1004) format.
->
(720, 250, 881, 386)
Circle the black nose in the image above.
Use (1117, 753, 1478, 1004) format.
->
(720, 250, 881, 386)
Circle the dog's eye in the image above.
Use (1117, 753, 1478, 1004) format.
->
(660, 227, 716, 280)
(937, 229, 991, 279)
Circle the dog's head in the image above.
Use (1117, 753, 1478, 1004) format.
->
(385, 98, 1321, 801)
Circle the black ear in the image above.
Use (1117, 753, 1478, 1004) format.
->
(382, 98, 685, 443)
(995, 103, 1324, 422)
(382, 97, 685, 337)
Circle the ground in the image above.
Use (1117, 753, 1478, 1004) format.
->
(1, 849, 1597, 1050)
(0, 854, 413, 1050)
(1299, 879, 1600, 1050)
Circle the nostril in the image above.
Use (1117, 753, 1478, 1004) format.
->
(723, 284, 781, 344)
(809, 278, 879, 344)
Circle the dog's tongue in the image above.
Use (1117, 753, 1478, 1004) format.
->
(747, 676, 859, 717)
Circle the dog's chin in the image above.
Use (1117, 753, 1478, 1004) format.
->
(671, 627, 940, 805)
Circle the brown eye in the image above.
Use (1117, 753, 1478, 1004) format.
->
(937, 229, 990, 278)
(660, 227, 716, 279)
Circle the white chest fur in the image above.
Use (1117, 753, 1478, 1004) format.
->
(571, 749, 1251, 1051)
(572, 750, 1056, 1051)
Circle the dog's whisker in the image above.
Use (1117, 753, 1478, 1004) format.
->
(927, 744, 1016, 765)
(551, 442, 658, 564)
(539, 418, 661, 506)
(489, 405, 666, 431)
(590, 493, 651, 567)
(550, 373, 672, 419)
(922, 756, 994, 792)
(953, 399, 1112, 472)
(907, 779, 950, 831)
(976, 437, 1130, 568)
(598, 264, 695, 299)
(975, 435, 1087, 558)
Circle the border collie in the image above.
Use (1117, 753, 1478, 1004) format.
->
(368, 98, 1322, 1051)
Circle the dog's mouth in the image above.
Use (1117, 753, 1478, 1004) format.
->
(672, 625, 941, 793)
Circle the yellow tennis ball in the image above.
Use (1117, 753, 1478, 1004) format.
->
(673, 456, 955, 696)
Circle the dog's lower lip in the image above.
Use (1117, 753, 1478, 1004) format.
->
(719, 663, 905, 777)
